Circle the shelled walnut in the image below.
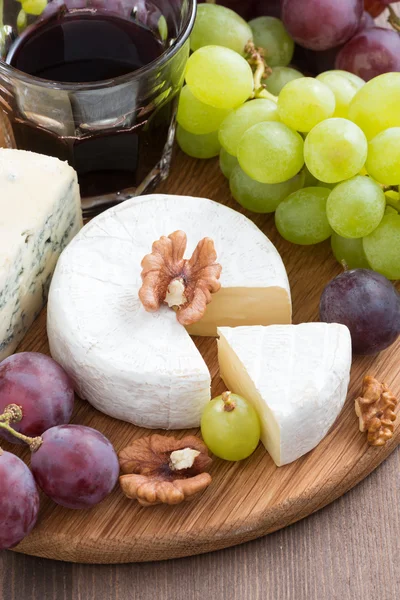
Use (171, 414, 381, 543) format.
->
(355, 375, 398, 446)
(119, 434, 212, 506)
(138, 230, 222, 326)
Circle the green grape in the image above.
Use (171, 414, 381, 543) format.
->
(385, 190, 400, 213)
(177, 86, 231, 135)
(176, 125, 220, 159)
(219, 148, 238, 179)
(366, 128, 400, 186)
(200, 392, 260, 461)
(185, 46, 254, 110)
(237, 121, 304, 184)
(331, 232, 370, 269)
(275, 187, 332, 245)
(304, 118, 368, 183)
(316, 70, 364, 119)
(218, 98, 279, 157)
(22, 0, 47, 16)
(363, 214, 400, 280)
(17, 9, 27, 33)
(326, 176, 385, 239)
(190, 4, 253, 55)
(265, 66, 303, 96)
(277, 78, 335, 133)
(348, 73, 400, 140)
(249, 17, 294, 67)
(230, 165, 305, 213)
(317, 180, 336, 190)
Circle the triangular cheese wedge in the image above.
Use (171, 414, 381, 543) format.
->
(217, 323, 352, 466)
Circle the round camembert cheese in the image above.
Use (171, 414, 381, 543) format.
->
(47, 194, 291, 429)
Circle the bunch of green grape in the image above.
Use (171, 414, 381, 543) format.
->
(177, 3, 400, 281)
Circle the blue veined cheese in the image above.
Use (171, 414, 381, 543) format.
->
(47, 194, 291, 430)
(0, 149, 82, 360)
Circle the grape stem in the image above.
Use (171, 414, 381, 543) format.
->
(0, 404, 43, 452)
(388, 6, 400, 33)
(222, 391, 236, 412)
(245, 42, 277, 104)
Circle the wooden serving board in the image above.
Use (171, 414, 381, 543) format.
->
(3, 150, 399, 564)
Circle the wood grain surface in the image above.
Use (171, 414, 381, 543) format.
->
(0, 147, 397, 564)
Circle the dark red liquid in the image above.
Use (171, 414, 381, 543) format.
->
(5, 11, 174, 211)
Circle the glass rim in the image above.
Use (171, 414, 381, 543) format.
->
(0, 0, 197, 91)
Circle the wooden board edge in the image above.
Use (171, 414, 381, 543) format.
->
(11, 437, 399, 564)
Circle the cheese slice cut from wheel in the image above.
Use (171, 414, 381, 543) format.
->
(47, 194, 291, 429)
(217, 323, 352, 466)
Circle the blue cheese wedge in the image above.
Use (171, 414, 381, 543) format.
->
(0, 149, 82, 360)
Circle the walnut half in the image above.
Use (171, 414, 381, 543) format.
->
(138, 230, 222, 326)
(355, 375, 398, 446)
(119, 434, 212, 506)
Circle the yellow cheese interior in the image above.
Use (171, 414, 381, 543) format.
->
(186, 287, 291, 337)
(217, 331, 282, 466)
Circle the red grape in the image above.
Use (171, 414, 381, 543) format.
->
(0, 450, 40, 550)
(335, 28, 400, 81)
(0, 353, 74, 444)
(31, 425, 119, 509)
(198, 0, 256, 20)
(282, 0, 363, 51)
(320, 269, 400, 355)
(356, 10, 375, 33)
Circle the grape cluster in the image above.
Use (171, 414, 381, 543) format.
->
(0, 352, 119, 551)
(199, 0, 400, 81)
(177, 3, 400, 281)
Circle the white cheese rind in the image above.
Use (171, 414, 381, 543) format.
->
(47, 194, 291, 429)
(0, 149, 82, 360)
(217, 323, 352, 466)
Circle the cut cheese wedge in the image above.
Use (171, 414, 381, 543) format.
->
(0, 149, 82, 361)
(217, 323, 352, 466)
(47, 194, 291, 429)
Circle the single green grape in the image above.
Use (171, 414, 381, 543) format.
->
(17, 9, 28, 33)
(176, 125, 220, 159)
(22, 0, 47, 16)
(331, 232, 370, 269)
(277, 77, 335, 132)
(185, 46, 254, 110)
(275, 187, 333, 245)
(316, 70, 364, 119)
(366, 128, 400, 186)
(348, 72, 400, 140)
(237, 121, 304, 184)
(363, 214, 400, 280)
(200, 391, 261, 461)
(230, 165, 305, 213)
(249, 17, 294, 67)
(264, 66, 303, 96)
(190, 4, 253, 55)
(304, 118, 368, 183)
(326, 176, 385, 239)
(218, 98, 279, 157)
(177, 86, 231, 135)
(316, 180, 337, 190)
(219, 148, 239, 179)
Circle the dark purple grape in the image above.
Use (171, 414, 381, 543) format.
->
(198, 0, 256, 20)
(335, 27, 400, 81)
(292, 43, 340, 75)
(320, 269, 400, 355)
(0, 450, 40, 550)
(0, 352, 74, 444)
(282, 0, 363, 51)
(31, 425, 119, 509)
